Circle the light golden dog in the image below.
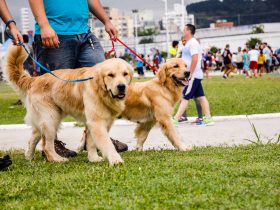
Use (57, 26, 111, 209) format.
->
(79, 58, 192, 152)
(4, 46, 133, 165)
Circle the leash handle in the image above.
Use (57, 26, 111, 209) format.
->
(106, 37, 158, 73)
(5, 26, 94, 83)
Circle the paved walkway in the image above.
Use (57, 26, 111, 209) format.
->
(0, 114, 279, 151)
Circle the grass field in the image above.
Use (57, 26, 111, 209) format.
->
(0, 145, 279, 209)
(1, 75, 280, 124)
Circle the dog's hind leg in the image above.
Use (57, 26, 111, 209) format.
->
(155, 112, 191, 151)
(134, 121, 155, 151)
(25, 127, 41, 160)
(39, 108, 67, 162)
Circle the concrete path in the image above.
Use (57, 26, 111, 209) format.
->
(0, 114, 279, 151)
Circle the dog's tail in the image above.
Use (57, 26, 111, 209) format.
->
(4, 45, 35, 92)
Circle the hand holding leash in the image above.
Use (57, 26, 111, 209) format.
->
(5, 20, 23, 45)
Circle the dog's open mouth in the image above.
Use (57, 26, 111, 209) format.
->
(172, 75, 189, 86)
(110, 90, 126, 100)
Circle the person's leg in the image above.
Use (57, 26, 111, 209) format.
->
(194, 97, 203, 119)
(34, 35, 78, 72)
(34, 35, 80, 158)
(174, 79, 198, 122)
(193, 79, 214, 125)
(196, 96, 211, 117)
(175, 99, 189, 120)
(76, 31, 105, 68)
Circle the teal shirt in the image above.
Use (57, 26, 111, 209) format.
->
(35, 0, 90, 35)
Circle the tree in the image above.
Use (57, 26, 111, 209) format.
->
(139, 38, 154, 44)
(210, 46, 218, 54)
(246, 37, 262, 49)
(252, 25, 264, 34)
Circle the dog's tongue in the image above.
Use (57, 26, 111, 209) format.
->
(182, 80, 189, 86)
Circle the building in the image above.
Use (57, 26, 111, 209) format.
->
(89, 7, 134, 39)
(20, 8, 34, 34)
(162, 3, 195, 33)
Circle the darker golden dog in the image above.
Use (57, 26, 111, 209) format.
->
(79, 58, 192, 152)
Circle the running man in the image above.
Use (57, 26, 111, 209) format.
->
(173, 24, 214, 126)
(222, 44, 235, 79)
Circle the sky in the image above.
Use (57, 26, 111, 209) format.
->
(6, 0, 205, 28)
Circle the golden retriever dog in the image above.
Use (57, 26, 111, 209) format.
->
(79, 58, 192, 152)
(4, 46, 133, 166)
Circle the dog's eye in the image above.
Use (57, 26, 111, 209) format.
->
(123, 72, 128, 76)
(108, 73, 115, 77)
(173, 64, 179, 68)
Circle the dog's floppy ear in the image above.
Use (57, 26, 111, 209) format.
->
(95, 68, 107, 91)
(157, 63, 167, 84)
(128, 65, 134, 84)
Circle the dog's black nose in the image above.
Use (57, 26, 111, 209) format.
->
(117, 84, 126, 92)
(184, 71, 190, 78)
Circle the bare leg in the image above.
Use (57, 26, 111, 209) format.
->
(194, 98, 203, 119)
(196, 96, 211, 117)
(174, 99, 189, 120)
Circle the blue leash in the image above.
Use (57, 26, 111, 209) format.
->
(5, 20, 93, 83)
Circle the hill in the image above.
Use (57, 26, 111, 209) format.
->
(187, 0, 280, 28)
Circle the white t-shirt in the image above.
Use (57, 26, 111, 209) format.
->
(263, 47, 271, 60)
(182, 38, 203, 79)
(248, 49, 259, 62)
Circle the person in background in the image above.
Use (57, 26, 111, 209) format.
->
(258, 50, 266, 77)
(222, 44, 235, 79)
(248, 45, 260, 78)
(0, 0, 23, 44)
(263, 42, 272, 73)
(176, 36, 203, 124)
(236, 47, 244, 75)
(136, 54, 145, 79)
(153, 49, 162, 68)
(176, 37, 187, 58)
(169, 40, 179, 58)
(215, 49, 223, 70)
(173, 24, 214, 126)
(243, 49, 251, 78)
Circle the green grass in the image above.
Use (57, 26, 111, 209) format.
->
(1, 75, 280, 124)
(1, 145, 279, 209)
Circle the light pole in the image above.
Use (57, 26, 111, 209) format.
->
(162, 0, 169, 54)
(132, 9, 139, 52)
(1, 22, 5, 44)
(181, 0, 185, 30)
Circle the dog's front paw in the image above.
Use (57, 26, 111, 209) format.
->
(25, 150, 34, 161)
(179, 145, 193, 152)
(136, 145, 144, 151)
(53, 157, 69, 162)
(108, 153, 124, 166)
(88, 155, 104, 163)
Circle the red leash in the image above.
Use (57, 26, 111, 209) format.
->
(106, 37, 157, 73)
